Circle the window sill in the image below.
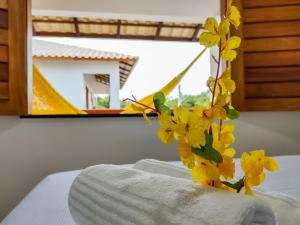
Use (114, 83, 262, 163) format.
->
(20, 113, 158, 119)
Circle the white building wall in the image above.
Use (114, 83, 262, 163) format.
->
(32, 0, 220, 23)
(33, 59, 120, 109)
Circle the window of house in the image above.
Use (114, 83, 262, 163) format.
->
(31, 21, 212, 115)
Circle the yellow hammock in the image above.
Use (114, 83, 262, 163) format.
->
(32, 65, 87, 115)
(122, 48, 207, 114)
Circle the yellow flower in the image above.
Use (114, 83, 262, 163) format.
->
(241, 150, 279, 195)
(157, 112, 175, 144)
(241, 152, 263, 176)
(208, 69, 236, 97)
(251, 150, 280, 172)
(212, 123, 235, 153)
(192, 156, 220, 184)
(218, 155, 235, 180)
(193, 105, 204, 115)
(199, 17, 230, 47)
(221, 36, 241, 62)
(173, 107, 209, 147)
(218, 69, 236, 94)
(223, 148, 236, 157)
(178, 141, 195, 169)
(203, 94, 230, 122)
(226, 0, 241, 29)
(244, 173, 266, 195)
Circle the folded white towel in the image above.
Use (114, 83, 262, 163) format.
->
(134, 159, 300, 225)
(69, 164, 275, 225)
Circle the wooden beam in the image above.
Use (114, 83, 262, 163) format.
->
(0, 45, 8, 62)
(73, 17, 80, 37)
(191, 24, 202, 41)
(32, 18, 198, 29)
(85, 86, 89, 109)
(246, 82, 300, 98)
(0, 62, 8, 81)
(0, 28, 8, 45)
(0, 81, 8, 99)
(116, 19, 121, 38)
(120, 66, 131, 72)
(121, 61, 134, 67)
(244, 5, 300, 23)
(244, 36, 300, 52)
(0, 9, 8, 29)
(245, 66, 300, 83)
(33, 19, 75, 24)
(155, 22, 163, 40)
(246, 98, 300, 111)
(244, 0, 300, 8)
(244, 21, 300, 38)
(32, 24, 37, 36)
(244, 50, 300, 67)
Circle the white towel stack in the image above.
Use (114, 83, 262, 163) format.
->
(68, 162, 276, 225)
(134, 159, 300, 225)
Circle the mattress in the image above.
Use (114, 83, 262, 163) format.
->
(2, 155, 300, 225)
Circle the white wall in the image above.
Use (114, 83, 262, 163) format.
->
(0, 112, 299, 220)
(32, 0, 220, 23)
(34, 59, 120, 109)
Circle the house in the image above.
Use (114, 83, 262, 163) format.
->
(33, 39, 138, 109)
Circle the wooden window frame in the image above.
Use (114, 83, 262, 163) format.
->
(0, 0, 31, 115)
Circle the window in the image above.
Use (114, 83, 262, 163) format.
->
(31, 20, 211, 115)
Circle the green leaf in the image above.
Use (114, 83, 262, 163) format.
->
(192, 131, 223, 163)
(204, 130, 213, 146)
(192, 146, 223, 163)
(158, 105, 170, 114)
(153, 92, 171, 114)
(222, 178, 244, 193)
(153, 92, 166, 110)
(224, 104, 240, 120)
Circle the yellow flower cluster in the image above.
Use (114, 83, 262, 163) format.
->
(241, 150, 279, 195)
(133, 0, 279, 195)
(199, 0, 241, 62)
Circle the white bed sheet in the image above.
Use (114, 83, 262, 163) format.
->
(2, 155, 300, 225)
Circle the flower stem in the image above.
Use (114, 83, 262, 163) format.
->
(123, 98, 159, 114)
(211, 42, 222, 108)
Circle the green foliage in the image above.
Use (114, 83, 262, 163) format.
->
(182, 92, 211, 108)
(153, 92, 170, 114)
(121, 101, 129, 109)
(165, 91, 211, 109)
(97, 96, 110, 109)
(153, 92, 166, 108)
(165, 98, 178, 108)
(97, 96, 129, 109)
(192, 131, 223, 163)
(222, 178, 245, 193)
(224, 104, 240, 120)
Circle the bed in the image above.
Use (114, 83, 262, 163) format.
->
(1, 155, 300, 225)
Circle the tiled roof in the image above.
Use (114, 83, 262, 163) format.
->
(32, 39, 138, 88)
(32, 39, 137, 61)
